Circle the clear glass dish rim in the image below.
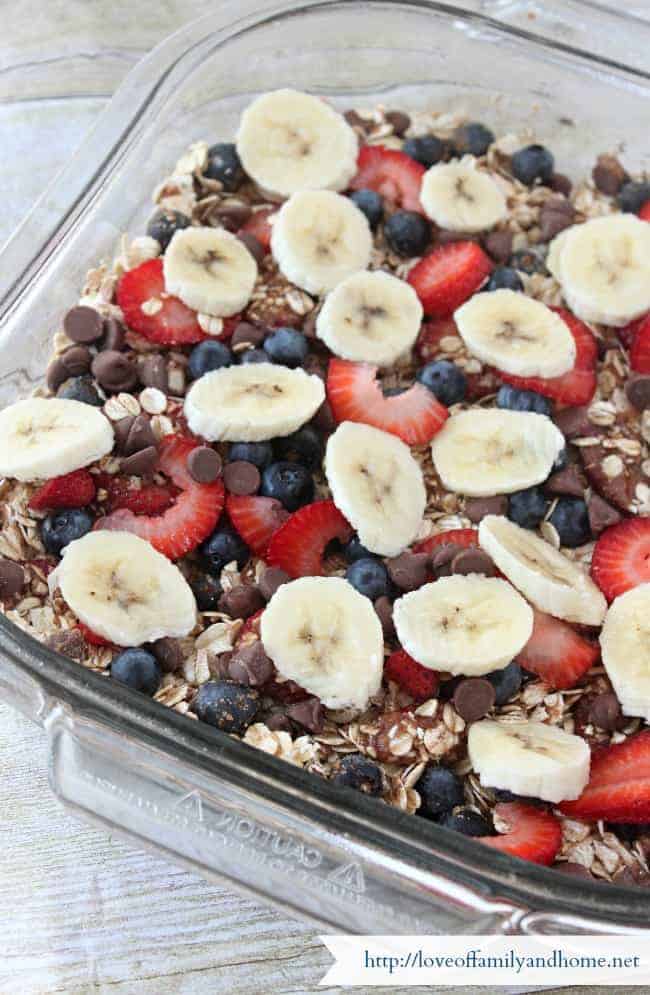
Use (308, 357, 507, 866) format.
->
(2, 0, 650, 923)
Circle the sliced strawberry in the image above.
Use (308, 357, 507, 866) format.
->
(29, 469, 96, 511)
(415, 317, 460, 364)
(591, 518, 650, 601)
(639, 200, 650, 221)
(516, 609, 599, 690)
(266, 500, 352, 578)
(106, 478, 177, 516)
(500, 309, 597, 406)
(618, 314, 646, 351)
(227, 495, 289, 556)
(413, 528, 478, 555)
(630, 313, 650, 373)
(384, 648, 439, 701)
(349, 145, 425, 212)
(478, 802, 561, 865)
(327, 359, 448, 446)
(116, 258, 206, 345)
(95, 435, 224, 559)
(77, 621, 113, 647)
(560, 730, 650, 823)
(238, 208, 276, 251)
(407, 242, 492, 318)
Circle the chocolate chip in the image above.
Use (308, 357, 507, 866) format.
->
(46, 358, 70, 393)
(138, 354, 169, 392)
(151, 637, 184, 673)
(588, 493, 622, 537)
(545, 465, 586, 497)
(344, 109, 367, 130)
(312, 399, 336, 433)
(237, 232, 265, 266)
(553, 405, 597, 440)
(120, 445, 159, 477)
(64, 305, 104, 344)
(386, 552, 429, 591)
(385, 110, 410, 136)
(227, 641, 273, 686)
(482, 229, 513, 264)
(113, 416, 136, 453)
(91, 350, 138, 393)
(231, 322, 266, 349)
(374, 595, 395, 639)
(451, 548, 495, 577)
(626, 374, 650, 411)
(436, 228, 480, 246)
(44, 628, 85, 661)
(187, 446, 222, 483)
(223, 460, 261, 496)
(0, 558, 25, 598)
(46, 346, 93, 392)
(556, 862, 593, 879)
(215, 204, 252, 231)
(549, 172, 572, 197)
(287, 696, 325, 733)
(538, 197, 576, 242)
(430, 542, 463, 577)
(592, 154, 628, 196)
(102, 316, 126, 351)
(589, 691, 622, 731)
(259, 567, 291, 602)
(303, 355, 327, 381)
(123, 414, 157, 455)
(452, 677, 495, 722)
(265, 709, 293, 732)
(210, 651, 233, 680)
(464, 495, 508, 523)
(218, 584, 265, 620)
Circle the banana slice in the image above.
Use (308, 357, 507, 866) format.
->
(420, 160, 507, 232)
(184, 363, 324, 442)
(55, 531, 196, 646)
(0, 397, 114, 482)
(431, 409, 564, 497)
(260, 576, 383, 709)
(600, 584, 650, 720)
(393, 575, 533, 675)
(478, 515, 607, 626)
(235, 89, 358, 200)
(551, 215, 650, 326)
(271, 190, 372, 295)
(163, 227, 257, 317)
(316, 270, 423, 366)
(454, 289, 576, 377)
(325, 421, 426, 557)
(468, 718, 590, 804)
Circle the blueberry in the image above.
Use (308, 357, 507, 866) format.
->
(511, 144, 555, 186)
(618, 180, 650, 214)
(41, 509, 94, 556)
(452, 122, 495, 157)
(57, 376, 102, 406)
(228, 441, 274, 470)
(349, 189, 384, 229)
(344, 535, 375, 563)
(263, 327, 309, 368)
(485, 266, 524, 293)
(274, 425, 323, 470)
(417, 765, 465, 818)
(345, 557, 390, 600)
(239, 348, 269, 365)
(204, 142, 244, 191)
(487, 661, 523, 706)
(146, 209, 190, 251)
(508, 487, 548, 530)
(332, 753, 383, 795)
(383, 210, 432, 257)
(496, 384, 552, 416)
(438, 807, 492, 836)
(261, 461, 314, 511)
(509, 248, 548, 275)
(200, 527, 249, 575)
(549, 496, 591, 548)
(403, 135, 446, 168)
(190, 572, 222, 612)
(111, 648, 161, 696)
(188, 340, 233, 380)
(193, 680, 260, 733)
(416, 360, 466, 406)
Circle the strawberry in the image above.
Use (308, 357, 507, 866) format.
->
(560, 730, 650, 823)
(238, 208, 276, 251)
(591, 518, 650, 601)
(266, 500, 352, 578)
(516, 608, 599, 690)
(106, 478, 177, 516)
(77, 621, 112, 647)
(499, 308, 597, 406)
(630, 313, 650, 373)
(226, 494, 289, 556)
(414, 317, 460, 364)
(116, 258, 206, 345)
(384, 648, 439, 701)
(639, 200, 650, 221)
(413, 528, 478, 555)
(95, 435, 224, 559)
(618, 313, 646, 351)
(327, 359, 448, 446)
(478, 802, 561, 865)
(349, 145, 425, 213)
(29, 469, 96, 511)
(407, 242, 492, 318)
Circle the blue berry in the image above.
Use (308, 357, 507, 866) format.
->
(111, 648, 161, 696)
(345, 557, 390, 600)
(188, 340, 233, 380)
(190, 572, 222, 612)
(417, 765, 465, 818)
(261, 461, 314, 511)
(349, 189, 384, 229)
(549, 496, 591, 548)
(204, 143, 244, 191)
(57, 376, 102, 406)
(511, 144, 554, 186)
(508, 487, 548, 529)
(453, 122, 494, 157)
(618, 180, 650, 214)
(239, 348, 269, 364)
(200, 527, 249, 575)
(344, 535, 375, 563)
(146, 209, 190, 250)
(403, 135, 446, 168)
(509, 248, 548, 275)
(487, 661, 523, 706)
(274, 426, 323, 470)
(486, 266, 524, 293)
(416, 360, 466, 406)
(41, 509, 93, 556)
(384, 210, 432, 257)
(228, 441, 274, 470)
(333, 753, 382, 795)
(263, 327, 309, 368)
(193, 680, 260, 733)
(439, 808, 492, 836)
(496, 384, 552, 416)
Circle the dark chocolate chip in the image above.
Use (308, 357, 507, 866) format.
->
(589, 691, 622, 731)
(259, 567, 291, 602)
(210, 651, 233, 680)
(482, 229, 513, 264)
(237, 232, 265, 267)
(124, 414, 157, 456)
(385, 110, 411, 136)
(538, 197, 576, 242)
(556, 862, 593, 879)
(0, 558, 25, 598)
(436, 228, 479, 246)
(588, 493, 622, 537)
(219, 584, 265, 620)
(231, 322, 266, 349)
(452, 677, 496, 722)
(626, 374, 650, 411)
(91, 350, 138, 393)
(64, 305, 104, 344)
(344, 109, 367, 130)
(451, 548, 495, 577)
(44, 628, 85, 661)
(138, 354, 169, 392)
(215, 204, 252, 231)
(266, 709, 293, 732)
(374, 595, 395, 639)
(386, 551, 429, 591)
(102, 316, 126, 351)
(223, 460, 261, 496)
(545, 465, 586, 497)
(592, 154, 628, 196)
(187, 446, 222, 483)
(46, 358, 70, 393)
(227, 641, 273, 686)
(464, 495, 508, 523)
(553, 406, 597, 440)
(113, 416, 136, 454)
(46, 347, 93, 392)
(287, 695, 325, 733)
(430, 542, 463, 577)
(120, 445, 159, 477)
(312, 399, 336, 434)
(151, 637, 184, 673)
(549, 173, 572, 197)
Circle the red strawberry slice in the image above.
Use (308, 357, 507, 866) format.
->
(516, 608, 599, 690)
(500, 309, 597, 406)
(591, 518, 650, 601)
(407, 242, 492, 318)
(630, 313, 650, 373)
(384, 648, 439, 701)
(413, 528, 478, 555)
(226, 495, 289, 556)
(327, 359, 448, 446)
(95, 435, 224, 559)
(478, 802, 561, 865)
(266, 500, 352, 578)
(618, 313, 646, 351)
(77, 621, 113, 647)
(349, 145, 425, 213)
(116, 258, 206, 345)
(238, 208, 276, 251)
(29, 469, 96, 511)
(106, 479, 177, 516)
(639, 200, 650, 221)
(560, 730, 650, 823)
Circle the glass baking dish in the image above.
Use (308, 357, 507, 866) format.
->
(2, 0, 650, 935)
